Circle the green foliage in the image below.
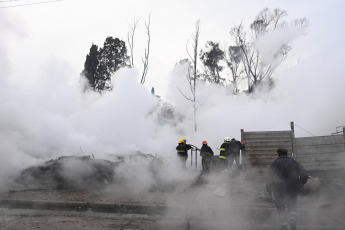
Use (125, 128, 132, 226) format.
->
(82, 44, 99, 91)
(200, 41, 225, 84)
(81, 37, 129, 92)
(228, 45, 243, 65)
(187, 8, 307, 94)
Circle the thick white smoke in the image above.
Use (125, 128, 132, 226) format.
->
(1, 2, 344, 195)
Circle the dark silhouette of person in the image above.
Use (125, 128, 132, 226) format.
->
(266, 148, 308, 230)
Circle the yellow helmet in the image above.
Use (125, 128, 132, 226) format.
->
(178, 138, 186, 144)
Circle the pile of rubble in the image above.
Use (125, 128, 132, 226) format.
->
(12, 153, 187, 193)
(14, 156, 119, 190)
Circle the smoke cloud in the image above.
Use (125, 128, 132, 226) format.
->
(1, 10, 344, 185)
(0, 3, 344, 229)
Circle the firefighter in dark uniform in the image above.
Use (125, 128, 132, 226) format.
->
(176, 138, 192, 168)
(227, 138, 245, 168)
(266, 148, 309, 230)
(199, 141, 214, 171)
(219, 137, 231, 171)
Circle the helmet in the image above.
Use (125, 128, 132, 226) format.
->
(181, 138, 187, 142)
(178, 139, 183, 144)
(224, 137, 230, 142)
(202, 141, 207, 145)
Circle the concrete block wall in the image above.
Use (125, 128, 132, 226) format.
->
(241, 130, 294, 167)
(240, 124, 345, 180)
(295, 134, 345, 172)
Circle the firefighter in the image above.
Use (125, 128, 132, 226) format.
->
(227, 138, 245, 169)
(219, 137, 231, 171)
(199, 141, 214, 171)
(266, 148, 309, 230)
(176, 138, 192, 168)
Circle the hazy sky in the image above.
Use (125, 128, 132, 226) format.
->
(1, 0, 344, 94)
(0, 0, 345, 178)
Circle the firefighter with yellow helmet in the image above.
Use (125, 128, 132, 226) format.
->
(176, 138, 193, 168)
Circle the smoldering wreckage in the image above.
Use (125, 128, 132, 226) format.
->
(11, 153, 320, 192)
(1, 151, 344, 230)
(13, 153, 175, 191)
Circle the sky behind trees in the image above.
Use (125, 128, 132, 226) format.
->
(1, 0, 344, 95)
(1, 0, 345, 134)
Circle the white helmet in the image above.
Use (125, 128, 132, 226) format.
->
(224, 137, 230, 142)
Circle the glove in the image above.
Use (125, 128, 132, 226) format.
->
(299, 174, 309, 185)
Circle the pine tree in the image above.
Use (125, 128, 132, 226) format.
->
(82, 44, 99, 91)
(81, 37, 129, 92)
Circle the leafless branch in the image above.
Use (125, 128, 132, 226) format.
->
(177, 87, 193, 102)
(141, 13, 151, 84)
(186, 41, 193, 61)
(127, 19, 139, 68)
(180, 20, 201, 132)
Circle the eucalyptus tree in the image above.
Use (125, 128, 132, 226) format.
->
(228, 8, 308, 92)
(200, 41, 225, 85)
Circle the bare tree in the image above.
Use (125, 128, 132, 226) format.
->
(178, 20, 200, 132)
(140, 14, 151, 84)
(127, 19, 139, 68)
(232, 22, 264, 92)
(126, 14, 151, 85)
(228, 8, 307, 93)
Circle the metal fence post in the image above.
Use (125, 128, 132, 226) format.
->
(291, 121, 296, 159)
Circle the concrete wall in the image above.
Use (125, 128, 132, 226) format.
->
(240, 124, 345, 179)
(295, 133, 345, 172)
(241, 126, 294, 167)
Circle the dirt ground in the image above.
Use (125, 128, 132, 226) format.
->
(1, 170, 345, 230)
(1, 205, 344, 230)
(0, 208, 160, 230)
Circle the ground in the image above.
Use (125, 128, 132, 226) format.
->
(0, 158, 345, 230)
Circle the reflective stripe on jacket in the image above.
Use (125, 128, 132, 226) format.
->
(176, 143, 192, 157)
(219, 142, 230, 157)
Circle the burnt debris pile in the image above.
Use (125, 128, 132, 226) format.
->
(13, 153, 187, 192)
(15, 156, 119, 190)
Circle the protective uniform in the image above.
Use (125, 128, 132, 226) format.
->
(219, 137, 231, 171)
(227, 138, 245, 168)
(176, 139, 192, 167)
(266, 148, 308, 230)
(200, 141, 214, 171)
